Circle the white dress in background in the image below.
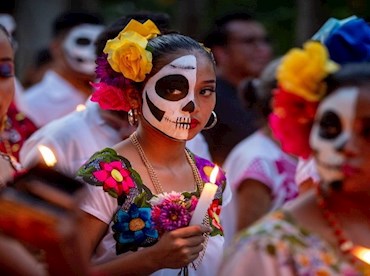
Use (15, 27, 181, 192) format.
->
(222, 130, 298, 247)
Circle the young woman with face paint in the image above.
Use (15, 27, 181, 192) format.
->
(218, 63, 370, 275)
(77, 20, 230, 275)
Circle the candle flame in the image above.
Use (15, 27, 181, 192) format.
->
(352, 246, 370, 265)
(38, 145, 57, 167)
(210, 165, 219, 184)
(76, 104, 86, 112)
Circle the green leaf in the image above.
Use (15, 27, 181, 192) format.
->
(134, 192, 151, 207)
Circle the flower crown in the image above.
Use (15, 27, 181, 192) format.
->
(91, 19, 161, 111)
(312, 15, 370, 65)
(268, 41, 339, 159)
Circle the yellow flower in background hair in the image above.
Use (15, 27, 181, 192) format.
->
(103, 19, 160, 82)
(277, 41, 339, 102)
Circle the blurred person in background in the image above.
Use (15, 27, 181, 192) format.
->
(221, 58, 298, 247)
(18, 10, 105, 128)
(201, 12, 273, 165)
(0, 24, 21, 188)
(0, 23, 88, 276)
(0, 13, 38, 162)
(294, 15, 370, 194)
(22, 47, 53, 89)
(219, 49, 370, 276)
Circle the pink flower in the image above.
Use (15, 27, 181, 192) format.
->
(151, 202, 191, 234)
(93, 161, 135, 197)
(150, 192, 197, 234)
(90, 82, 131, 111)
(189, 195, 198, 212)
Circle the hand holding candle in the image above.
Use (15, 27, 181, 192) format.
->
(189, 165, 219, 226)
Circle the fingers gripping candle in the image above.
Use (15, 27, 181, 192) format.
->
(189, 165, 219, 225)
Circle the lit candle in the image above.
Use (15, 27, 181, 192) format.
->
(351, 246, 370, 265)
(38, 145, 57, 167)
(189, 165, 219, 225)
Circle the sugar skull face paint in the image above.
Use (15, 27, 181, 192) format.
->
(63, 24, 104, 75)
(142, 55, 197, 140)
(309, 87, 359, 185)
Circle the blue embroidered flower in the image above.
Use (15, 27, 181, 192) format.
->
(112, 203, 158, 254)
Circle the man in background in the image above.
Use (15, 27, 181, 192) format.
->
(202, 12, 273, 165)
(18, 11, 104, 127)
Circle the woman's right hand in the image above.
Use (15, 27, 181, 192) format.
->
(149, 225, 211, 269)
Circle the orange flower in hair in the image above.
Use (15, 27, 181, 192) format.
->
(103, 19, 160, 82)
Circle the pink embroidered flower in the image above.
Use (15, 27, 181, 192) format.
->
(208, 199, 223, 231)
(93, 160, 135, 197)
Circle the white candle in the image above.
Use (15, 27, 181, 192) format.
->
(189, 165, 219, 225)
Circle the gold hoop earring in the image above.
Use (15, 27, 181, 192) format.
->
(128, 109, 138, 127)
(203, 111, 217, 130)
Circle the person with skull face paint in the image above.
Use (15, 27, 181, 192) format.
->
(76, 19, 230, 276)
(218, 43, 370, 274)
(18, 11, 104, 128)
(295, 15, 370, 194)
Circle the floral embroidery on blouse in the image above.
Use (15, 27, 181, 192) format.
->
(223, 210, 370, 276)
(77, 147, 226, 255)
(92, 160, 135, 198)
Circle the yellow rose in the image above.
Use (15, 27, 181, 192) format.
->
(103, 19, 161, 82)
(277, 41, 339, 102)
(104, 32, 153, 82)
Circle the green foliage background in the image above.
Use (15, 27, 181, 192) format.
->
(97, 0, 369, 57)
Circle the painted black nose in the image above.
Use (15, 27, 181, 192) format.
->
(182, 101, 195, 112)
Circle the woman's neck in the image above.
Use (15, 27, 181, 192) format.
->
(134, 127, 187, 167)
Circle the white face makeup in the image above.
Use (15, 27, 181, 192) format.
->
(142, 55, 197, 141)
(63, 24, 104, 75)
(309, 87, 359, 184)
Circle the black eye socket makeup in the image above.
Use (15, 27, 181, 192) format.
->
(318, 110, 342, 140)
(155, 74, 189, 101)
